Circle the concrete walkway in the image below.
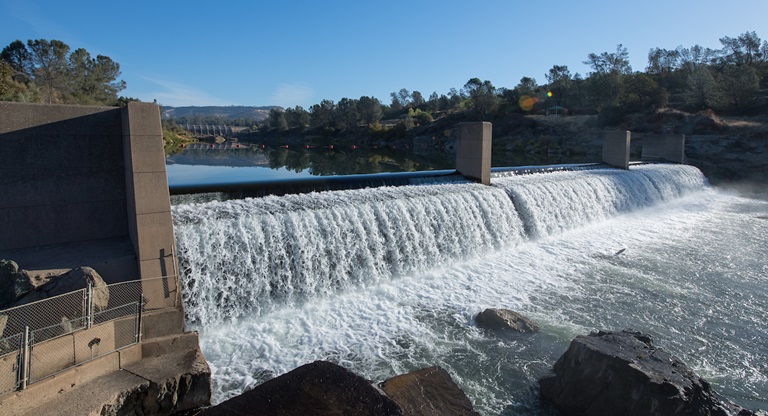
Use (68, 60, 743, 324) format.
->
(1, 332, 211, 416)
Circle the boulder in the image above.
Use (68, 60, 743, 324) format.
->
(16, 266, 109, 310)
(201, 361, 402, 416)
(379, 366, 480, 416)
(540, 330, 756, 416)
(475, 308, 539, 332)
(0, 259, 32, 309)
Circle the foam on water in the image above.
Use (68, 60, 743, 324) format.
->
(173, 182, 526, 325)
(172, 164, 768, 413)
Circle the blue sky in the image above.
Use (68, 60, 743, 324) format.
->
(3, 0, 767, 108)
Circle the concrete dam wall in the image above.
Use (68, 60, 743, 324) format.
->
(0, 101, 210, 415)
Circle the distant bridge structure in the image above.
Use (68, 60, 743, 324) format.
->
(181, 124, 246, 138)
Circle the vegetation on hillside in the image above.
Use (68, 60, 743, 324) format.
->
(245, 30, 766, 142)
(0, 39, 127, 105)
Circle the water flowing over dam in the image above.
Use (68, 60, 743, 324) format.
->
(171, 164, 768, 414)
(174, 164, 707, 325)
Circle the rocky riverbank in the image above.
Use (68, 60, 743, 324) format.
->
(194, 310, 765, 415)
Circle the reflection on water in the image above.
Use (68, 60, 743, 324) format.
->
(166, 144, 597, 186)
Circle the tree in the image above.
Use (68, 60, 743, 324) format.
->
(622, 73, 667, 111)
(0, 40, 32, 84)
(390, 88, 411, 109)
(0, 61, 33, 101)
(683, 66, 721, 110)
(357, 96, 382, 125)
(718, 31, 768, 68)
(285, 106, 310, 128)
(677, 45, 717, 72)
(310, 99, 336, 130)
(718, 64, 760, 112)
(267, 108, 288, 131)
(0, 39, 125, 105)
(584, 44, 632, 75)
(515, 76, 539, 96)
(335, 97, 359, 130)
(463, 78, 498, 119)
(68, 48, 126, 105)
(545, 65, 571, 107)
(411, 90, 425, 107)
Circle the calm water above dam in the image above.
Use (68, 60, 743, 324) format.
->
(169, 160, 767, 414)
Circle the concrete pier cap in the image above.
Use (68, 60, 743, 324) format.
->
(457, 121, 492, 185)
(602, 130, 631, 169)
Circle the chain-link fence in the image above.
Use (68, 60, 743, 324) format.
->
(0, 275, 179, 395)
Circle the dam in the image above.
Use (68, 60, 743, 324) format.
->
(0, 101, 765, 414)
(175, 164, 767, 414)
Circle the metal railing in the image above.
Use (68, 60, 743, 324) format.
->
(0, 275, 179, 395)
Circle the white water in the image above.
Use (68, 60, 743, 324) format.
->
(172, 164, 768, 414)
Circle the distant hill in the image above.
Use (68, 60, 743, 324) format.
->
(161, 105, 281, 122)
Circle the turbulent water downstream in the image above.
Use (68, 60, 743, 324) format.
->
(172, 164, 768, 414)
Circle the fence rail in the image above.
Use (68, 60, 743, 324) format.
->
(0, 275, 179, 395)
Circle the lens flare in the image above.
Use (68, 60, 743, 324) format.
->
(547, 91, 553, 97)
(519, 95, 538, 112)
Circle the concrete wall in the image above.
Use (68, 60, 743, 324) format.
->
(642, 134, 686, 163)
(602, 130, 631, 169)
(456, 122, 492, 185)
(0, 102, 128, 251)
(0, 102, 180, 301)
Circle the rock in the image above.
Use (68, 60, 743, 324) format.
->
(475, 308, 539, 332)
(122, 341, 212, 415)
(379, 366, 480, 416)
(0, 259, 32, 309)
(201, 361, 402, 416)
(540, 329, 755, 416)
(16, 266, 109, 310)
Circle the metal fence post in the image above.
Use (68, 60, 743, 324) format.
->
(19, 326, 29, 390)
(86, 281, 93, 329)
(171, 243, 180, 308)
(136, 302, 142, 343)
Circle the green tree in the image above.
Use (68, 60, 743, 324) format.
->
(683, 66, 721, 110)
(545, 65, 571, 107)
(285, 106, 310, 128)
(335, 97, 359, 130)
(0, 61, 33, 101)
(411, 90, 425, 108)
(622, 73, 667, 111)
(1, 39, 125, 105)
(357, 96, 382, 125)
(718, 64, 760, 112)
(0, 40, 32, 84)
(310, 99, 336, 130)
(267, 108, 288, 131)
(25, 39, 71, 103)
(68, 48, 126, 105)
(584, 44, 632, 75)
(463, 78, 498, 120)
(718, 31, 767, 68)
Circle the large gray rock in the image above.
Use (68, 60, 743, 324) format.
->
(540, 330, 755, 416)
(379, 366, 480, 416)
(16, 266, 109, 310)
(201, 361, 402, 416)
(475, 308, 539, 332)
(0, 259, 32, 309)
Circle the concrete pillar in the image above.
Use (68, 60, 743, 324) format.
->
(457, 122, 492, 185)
(121, 102, 181, 311)
(602, 130, 631, 169)
(642, 134, 685, 163)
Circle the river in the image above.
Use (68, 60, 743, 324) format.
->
(170, 163, 767, 414)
